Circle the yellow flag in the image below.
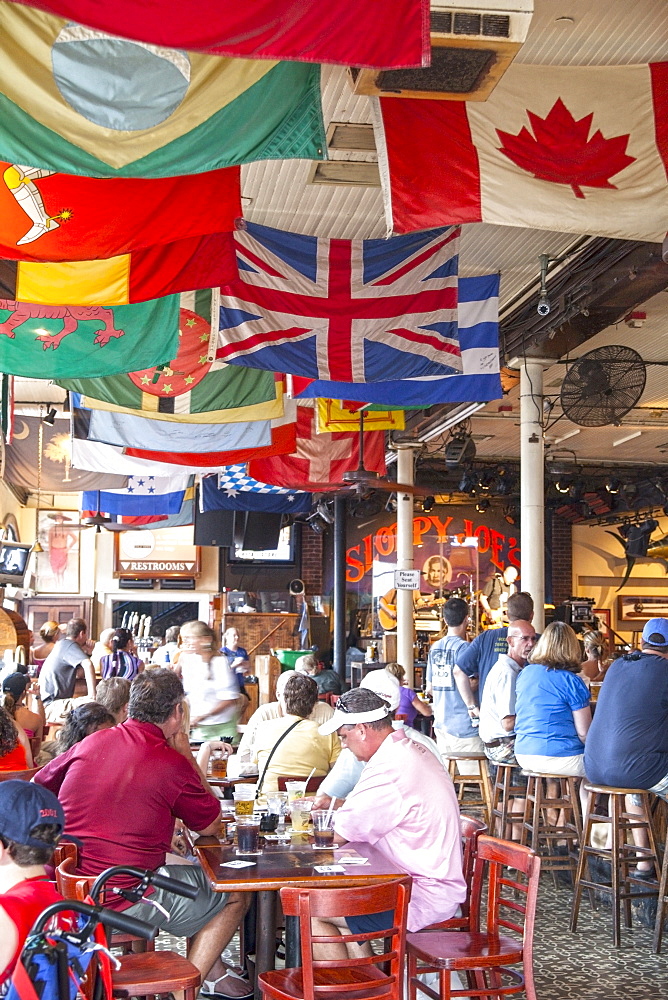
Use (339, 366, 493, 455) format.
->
(316, 399, 405, 434)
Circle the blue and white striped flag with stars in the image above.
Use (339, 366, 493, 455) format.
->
(82, 474, 191, 516)
(201, 467, 312, 513)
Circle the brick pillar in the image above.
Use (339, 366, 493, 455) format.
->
(551, 514, 573, 606)
(301, 529, 323, 594)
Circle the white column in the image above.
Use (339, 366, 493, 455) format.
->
(396, 444, 418, 687)
(520, 362, 546, 632)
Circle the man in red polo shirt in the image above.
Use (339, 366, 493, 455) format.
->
(35, 669, 250, 1000)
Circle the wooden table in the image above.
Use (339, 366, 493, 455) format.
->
(195, 835, 409, 996)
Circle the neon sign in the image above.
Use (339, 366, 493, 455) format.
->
(345, 514, 520, 584)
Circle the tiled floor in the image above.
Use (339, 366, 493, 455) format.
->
(159, 872, 668, 999)
(532, 878, 668, 999)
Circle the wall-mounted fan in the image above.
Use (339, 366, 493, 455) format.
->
(560, 345, 647, 427)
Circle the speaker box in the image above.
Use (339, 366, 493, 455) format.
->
(240, 512, 283, 551)
(194, 508, 235, 547)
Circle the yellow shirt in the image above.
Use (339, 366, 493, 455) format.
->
(253, 713, 341, 794)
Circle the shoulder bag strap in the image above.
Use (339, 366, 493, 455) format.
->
(255, 719, 303, 798)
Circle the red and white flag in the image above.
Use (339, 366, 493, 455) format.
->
(249, 405, 386, 491)
(375, 62, 668, 241)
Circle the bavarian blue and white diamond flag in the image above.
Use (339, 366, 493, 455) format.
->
(202, 467, 312, 513)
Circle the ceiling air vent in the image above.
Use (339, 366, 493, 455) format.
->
(327, 122, 376, 152)
(308, 162, 380, 187)
(348, 0, 533, 102)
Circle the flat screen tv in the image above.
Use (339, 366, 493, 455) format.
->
(0, 541, 32, 586)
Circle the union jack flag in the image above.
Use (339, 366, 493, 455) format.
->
(216, 222, 462, 382)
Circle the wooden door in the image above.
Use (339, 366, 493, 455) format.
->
(22, 598, 92, 635)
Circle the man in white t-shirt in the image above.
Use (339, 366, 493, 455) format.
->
(479, 621, 536, 765)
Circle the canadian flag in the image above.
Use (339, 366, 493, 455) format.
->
(249, 405, 386, 490)
(374, 62, 668, 242)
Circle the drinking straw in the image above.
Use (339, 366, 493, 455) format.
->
(305, 766, 316, 788)
(325, 796, 336, 828)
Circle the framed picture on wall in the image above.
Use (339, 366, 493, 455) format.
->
(34, 510, 80, 594)
(616, 595, 668, 624)
(594, 608, 611, 635)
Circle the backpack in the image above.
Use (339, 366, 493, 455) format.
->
(6, 907, 113, 1000)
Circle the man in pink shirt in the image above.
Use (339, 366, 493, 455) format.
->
(316, 688, 465, 956)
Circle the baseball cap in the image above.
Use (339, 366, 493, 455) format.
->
(642, 618, 668, 647)
(2, 672, 29, 703)
(0, 781, 65, 848)
(359, 668, 401, 712)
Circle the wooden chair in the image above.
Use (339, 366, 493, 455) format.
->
(258, 877, 411, 1000)
(417, 815, 488, 934)
(0, 765, 41, 781)
(55, 859, 200, 999)
(277, 775, 324, 794)
(407, 836, 541, 1000)
(491, 763, 526, 841)
(52, 840, 78, 869)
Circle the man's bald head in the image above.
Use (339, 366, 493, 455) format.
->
(506, 620, 537, 667)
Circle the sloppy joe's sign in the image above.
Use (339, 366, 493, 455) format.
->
(345, 510, 520, 586)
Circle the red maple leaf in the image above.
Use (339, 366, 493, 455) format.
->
(496, 97, 636, 199)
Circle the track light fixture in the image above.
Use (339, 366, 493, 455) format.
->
(475, 498, 490, 514)
(42, 407, 57, 426)
(422, 496, 435, 513)
(315, 501, 334, 524)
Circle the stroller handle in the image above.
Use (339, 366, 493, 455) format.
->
(90, 865, 199, 902)
(30, 899, 156, 940)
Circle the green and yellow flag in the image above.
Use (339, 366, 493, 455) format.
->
(0, 3, 325, 177)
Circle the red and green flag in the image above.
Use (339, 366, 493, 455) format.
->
(0, 294, 179, 378)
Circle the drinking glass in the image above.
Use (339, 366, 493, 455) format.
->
(236, 816, 261, 855)
(291, 796, 314, 833)
(311, 809, 335, 849)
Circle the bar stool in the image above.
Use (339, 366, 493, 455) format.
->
(446, 752, 493, 827)
(570, 783, 661, 947)
(653, 827, 668, 953)
(521, 771, 582, 884)
(490, 761, 526, 840)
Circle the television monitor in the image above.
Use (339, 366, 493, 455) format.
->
(0, 540, 32, 587)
